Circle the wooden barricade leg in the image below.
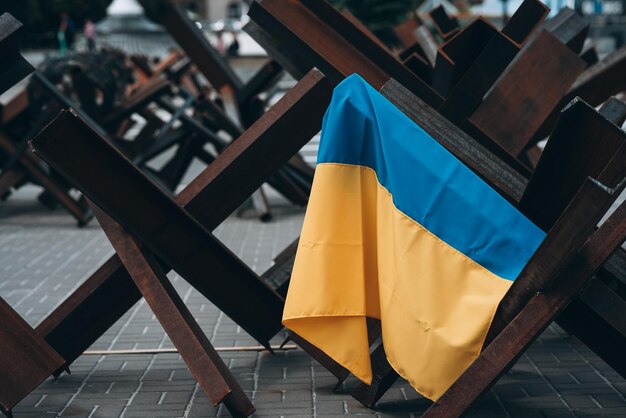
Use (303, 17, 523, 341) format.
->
(428, 5, 459, 41)
(541, 7, 589, 52)
(518, 98, 625, 230)
(596, 96, 626, 126)
(439, 0, 548, 124)
(235, 59, 285, 108)
(36, 254, 143, 372)
(402, 53, 432, 84)
(500, 0, 549, 45)
(581, 45, 599, 66)
(32, 109, 285, 348)
(163, 6, 243, 97)
(163, 5, 313, 204)
(399, 15, 439, 66)
(466, 30, 586, 157)
(567, 45, 626, 106)
(0, 299, 66, 417)
(286, 318, 382, 390)
(156, 134, 203, 191)
(163, 5, 279, 123)
(34, 70, 332, 371)
(0, 13, 34, 94)
(0, 168, 25, 199)
(557, 270, 626, 378)
(246, 0, 443, 107)
(102, 77, 172, 130)
(545, 99, 626, 379)
(0, 133, 93, 226)
(446, 8, 588, 160)
(432, 19, 498, 97)
(92, 205, 255, 417)
(533, 44, 626, 141)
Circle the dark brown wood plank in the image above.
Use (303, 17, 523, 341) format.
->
(577, 279, 626, 342)
(0, 168, 25, 197)
(0, 299, 65, 416)
(581, 45, 599, 66)
(432, 18, 497, 97)
(261, 238, 299, 297)
(0, 87, 29, 123)
(339, 9, 391, 52)
(177, 70, 331, 225)
(439, 0, 548, 124)
(518, 98, 625, 231)
(398, 41, 428, 62)
(402, 53, 432, 84)
(103, 77, 171, 128)
(393, 14, 440, 65)
(163, 5, 243, 91)
(428, 5, 459, 40)
(534, 44, 626, 140)
(0, 13, 35, 94)
(413, 22, 439, 66)
(244, 20, 311, 79)
(468, 30, 586, 156)
(438, 31, 520, 124)
(601, 248, 626, 289)
(349, 341, 398, 407)
(500, 0, 549, 44)
(598, 97, 626, 126)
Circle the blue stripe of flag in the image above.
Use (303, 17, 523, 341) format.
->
(317, 74, 545, 280)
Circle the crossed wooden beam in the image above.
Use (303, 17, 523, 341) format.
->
(25, 71, 626, 418)
(2, 1, 626, 416)
(0, 69, 332, 417)
(242, 0, 626, 411)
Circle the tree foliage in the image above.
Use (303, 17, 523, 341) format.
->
(137, 0, 171, 23)
(2, 0, 112, 32)
(329, 0, 424, 46)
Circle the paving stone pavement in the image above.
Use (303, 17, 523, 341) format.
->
(1, 185, 626, 418)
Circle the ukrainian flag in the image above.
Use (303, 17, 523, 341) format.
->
(283, 74, 545, 400)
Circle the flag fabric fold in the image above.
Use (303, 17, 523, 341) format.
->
(283, 74, 545, 400)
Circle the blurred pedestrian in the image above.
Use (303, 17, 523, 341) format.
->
(84, 19, 96, 52)
(215, 29, 225, 55)
(227, 31, 240, 57)
(60, 12, 75, 49)
(58, 20, 68, 55)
